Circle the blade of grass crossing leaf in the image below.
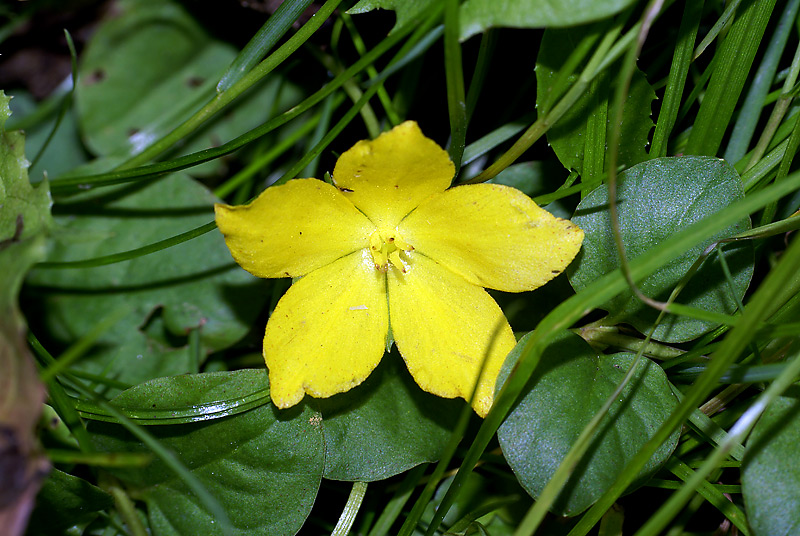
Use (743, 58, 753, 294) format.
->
(724, 0, 800, 163)
(685, 0, 777, 156)
(365, 464, 426, 536)
(28, 332, 235, 535)
(39, 305, 130, 383)
(35, 221, 218, 269)
(216, 0, 315, 92)
(745, 41, 800, 172)
(444, 0, 467, 170)
(275, 15, 444, 186)
(50, 5, 441, 196)
(432, 170, 800, 536)
(467, 26, 621, 183)
(331, 482, 368, 536)
(663, 458, 750, 534)
(398, 403, 473, 536)
(340, 13, 401, 127)
(29, 30, 77, 171)
(109, 483, 149, 536)
(638, 344, 800, 535)
(671, 386, 746, 461)
(692, 0, 741, 60)
(301, 95, 338, 178)
(214, 109, 325, 198)
(584, 76, 608, 181)
(568, 231, 800, 536)
(29, 334, 94, 451)
(118, 0, 344, 170)
(650, 0, 702, 158)
(465, 31, 496, 121)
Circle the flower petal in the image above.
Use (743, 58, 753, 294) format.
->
(332, 121, 454, 229)
(215, 178, 374, 278)
(264, 249, 389, 408)
(399, 183, 584, 292)
(388, 253, 516, 417)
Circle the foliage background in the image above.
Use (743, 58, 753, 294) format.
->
(2, 0, 800, 535)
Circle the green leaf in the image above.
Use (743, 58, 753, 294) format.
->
(460, 0, 637, 40)
(0, 90, 51, 532)
(310, 351, 460, 481)
(88, 371, 325, 535)
(348, 0, 436, 34)
(497, 331, 679, 516)
(78, 369, 271, 425)
(75, 0, 301, 173)
(26, 468, 114, 535)
(26, 174, 265, 390)
(537, 26, 655, 176)
(567, 156, 754, 342)
(742, 387, 800, 536)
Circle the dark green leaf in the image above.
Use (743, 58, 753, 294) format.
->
(26, 468, 114, 535)
(742, 387, 800, 536)
(88, 371, 325, 535)
(311, 351, 460, 481)
(537, 26, 655, 176)
(567, 156, 753, 342)
(26, 174, 265, 390)
(497, 331, 679, 515)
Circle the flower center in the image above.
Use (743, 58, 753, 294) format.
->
(369, 229, 414, 273)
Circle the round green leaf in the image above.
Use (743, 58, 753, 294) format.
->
(497, 331, 679, 516)
(88, 370, 325, 535)
(537, 27, 655, 176)
(310, 351, 460, 481)
(25, 174, 265, 391)
(742, 387, 800, 536)
(567, 156, 754, 342)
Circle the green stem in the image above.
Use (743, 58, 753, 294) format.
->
(331, 482, 368, 536)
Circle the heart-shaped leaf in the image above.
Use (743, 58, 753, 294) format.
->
(567, 156, 753, 342)
(88, 370, 324, 535)
(497, 331, 679, 515)
(742, 386, 800, 536)
(311, 350, 460, 481)
(26, 174, 265, 391)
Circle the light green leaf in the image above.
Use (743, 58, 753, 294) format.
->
(742, 387, 800, 536)
(0, 90, 51, 532)
(26, 174, 265, 391)
(567, 156, 754, 342)
(497, 331, 679, 516)
(537, 26, 655, 175)
(460, 0, 637, 40)
(88, 371, 324, 535)
(310, 351, 460, 481)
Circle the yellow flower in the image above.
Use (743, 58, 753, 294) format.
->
(214, 121, 583, 417)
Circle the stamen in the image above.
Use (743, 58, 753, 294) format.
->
(368, 229, 414, 273)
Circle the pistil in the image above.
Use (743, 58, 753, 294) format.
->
(369, 230, 414, 273)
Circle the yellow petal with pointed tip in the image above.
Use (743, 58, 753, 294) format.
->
(388, 253, 516, 417)
(264, 249, 389, 408)
(399, 183, 584, 292)
(332, 121, 454, 229)
(215, 178, 375, 279)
